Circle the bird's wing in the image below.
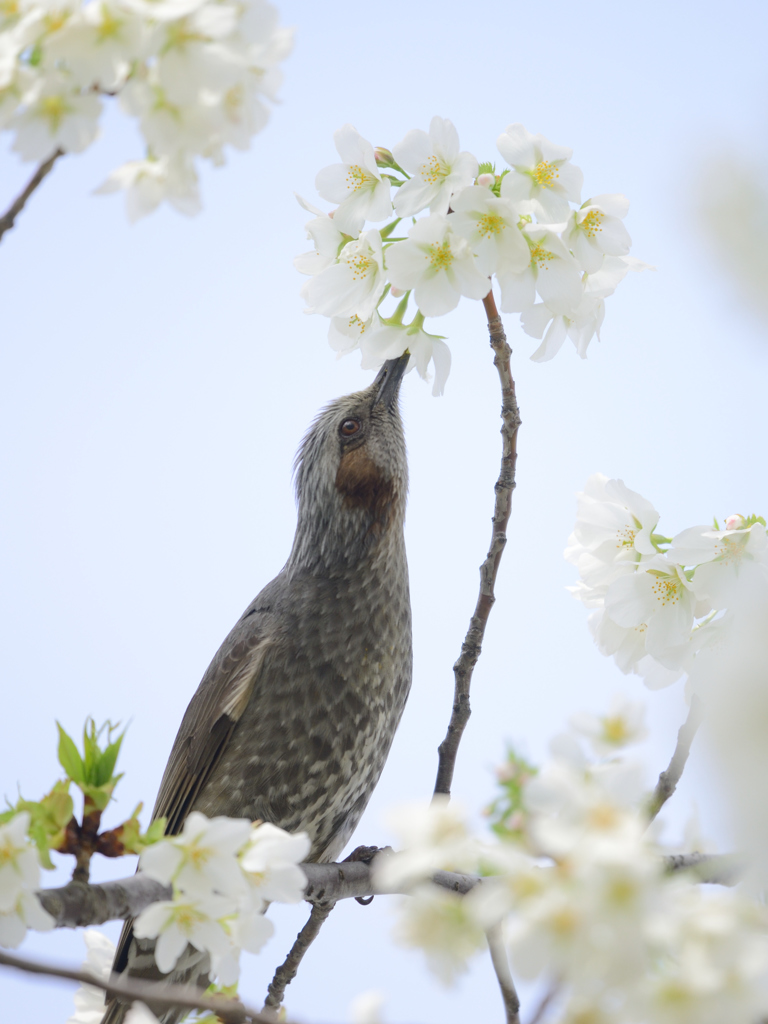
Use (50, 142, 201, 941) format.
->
(109, 613, 275, 984)
(152, 621, 274, 835)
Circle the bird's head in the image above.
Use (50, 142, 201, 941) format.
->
(290, 355, 410, 572)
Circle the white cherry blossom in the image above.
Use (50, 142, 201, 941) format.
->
(10, 72, 100, 159)
(497, 122, 583, 222)
(67, 930, 116, 1024)
(566, 473, 660, 571)
(563, 194, 632, 274)
(392, 115, 477, 217)
(497, 223, 582, 316)
(116, 0, 207, 23)
(349, 990, 386, 1024)
(449, 185, 529, 277)
(359, 317, 451, 397)
(42, 2, 147, 91)
(520, 294, 604, 362)
(671, 521, 768, 612)
(95, 155, 201, 221)
(124, 1004, 162, 1024)
(238, 821, 309, 903)
(604, 555, 698, 664)
(385, 213, 491, 317)
(301, 229, 386, 321)
(392, 883, 485, 985)
(0, 889, 54, 948)
(293, 197, 345, 276)
(139, 811, 251, 899)
(570, 696, 648, 757)
(375, 799, 480, 891)
(0, 812, 40, 913)
(315, 124, 392, 236)
(133, 892, 236, 974)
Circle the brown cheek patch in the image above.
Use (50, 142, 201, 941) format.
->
(336, 446, 395, 526)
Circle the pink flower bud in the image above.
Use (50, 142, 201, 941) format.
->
(476, 173, 495, 188)
(725, 514, 746, 531)
(374, 147, 395, 168)
(390, 286, 405, 297)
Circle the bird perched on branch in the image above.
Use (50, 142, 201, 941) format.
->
(104, 355, 413, 1023)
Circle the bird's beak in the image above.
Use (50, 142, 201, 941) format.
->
(372, 353, 410, 410)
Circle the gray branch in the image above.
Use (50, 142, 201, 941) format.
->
(263, 901, 335, 1015)
(0, 947, 275, 1024)
(37, 861, 483, 929)
(35, 853, 740, 931)
(486, 923, 520, 1024)
(433, 294, 522, 798)
(665, 851, 743, 886)
(0, 148, 63, 243)
(647, 695, 703, 822)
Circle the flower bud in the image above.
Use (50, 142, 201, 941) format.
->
(390, 286, 405, 297)
(476, 173, 495, 188)
(725, 514, 746, 531)
(374, 147, 396, 169)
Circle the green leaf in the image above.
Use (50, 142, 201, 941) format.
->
(142, 817, 167, 844)
(477, 161, 496, 176)
(57, 723, 84, 784)
(95, 731, 125, 787)
(81, 775, 123, 812)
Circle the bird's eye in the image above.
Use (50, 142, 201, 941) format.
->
(340, 418, 361, 437)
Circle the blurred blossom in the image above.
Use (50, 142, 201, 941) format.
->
(375, 798, 481, 892)
(0, 811, 54, 948)
(67, 929, 116, 1024)
(392, 883, 486, 985)
(349, 990, 386, 1024)
(698, 157, 768, 326)
(1, 0, 293, 216)
(570, 696, 648, 757)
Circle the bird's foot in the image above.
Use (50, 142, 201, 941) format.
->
(343, 845, 388, 905)
(343, 844, 383, 865)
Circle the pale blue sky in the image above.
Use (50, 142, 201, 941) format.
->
(2, 0, 768, 1020)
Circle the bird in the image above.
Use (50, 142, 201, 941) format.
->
(103, 354, 413, 1023)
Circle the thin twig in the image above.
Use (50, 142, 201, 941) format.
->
(647, 696, 703, 822)
(433, 292, 521, 798)
(486, 923, 520, 1024)
(0, 948, 275, 1024)
(263, 901, 336, 1014)
(526, 983, 559, 1024)
(0, 149, 63, 243)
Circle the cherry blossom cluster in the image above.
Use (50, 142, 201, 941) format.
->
(376, 705, 768, 1024)
(131, 811, 309, 984)
(295, 117, 652, 394)
(565, 473, 768, 692)
(0, 0, 292, 219)
(0, 811, 54, 947)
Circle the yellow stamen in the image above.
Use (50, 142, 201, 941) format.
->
(418, 154, 442, 185)
(38, 94, 70, 131)
(345, 164, 372, 194)
(529, 243, 555, 269)
(581, 209, 604, 238)
(426, 240, 453, 272)
(532, 160, 559, 189)
(476, 213, 506, 238)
